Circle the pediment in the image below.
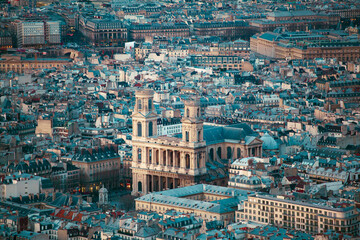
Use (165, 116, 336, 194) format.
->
(247, 137, 263, 145)
(132, 111, 158, 119)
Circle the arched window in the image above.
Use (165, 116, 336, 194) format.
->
(227, 147, 232, 159)
(209, 148, 214, 161)
(148, 99, 152, 111)
(237, 148, 241, 158)
(197, 108, 200, 117)
(137, 122, 142, 137)
(185, 154, 190, 169)
(198, 130, 201, 142)
(138, 181, 142, 192)
(185, 131, 189, 142)
(138, 99, 142, 110)
(186, 108, 189, 117)
(138, 148, 142, 162)
(217, 147, 222, 159)
(148, 122, 153, 137)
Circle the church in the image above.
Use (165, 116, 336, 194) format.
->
(131, 89, 263, 196)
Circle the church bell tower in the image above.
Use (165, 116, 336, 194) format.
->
(132, 89, 158, 139)
(181, 96, 205, 147)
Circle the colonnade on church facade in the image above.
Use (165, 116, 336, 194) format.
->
(132, 169, 195, 194)
(146, 175, 181, 192)
(133, 146, 206, 170)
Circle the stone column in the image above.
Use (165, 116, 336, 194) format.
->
(191, 153, 195, 169)
(165, 177, 169, 190)
(180, 151, 184, 168)
(173, 150, 176, 167)
(166, 150, 169, 166)
(146, 147, 149, 164)
(144, 175, 148, 194)
(160, 150, 164, 166)
(159, 176, 162, 191)
(173, 178, 176, 189)
(150, 148, 154, 165)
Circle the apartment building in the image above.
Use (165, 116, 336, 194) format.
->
(17, 21, 45, 47)
(45, 21, 61, 44)
(193, 21, 251, 40)
(78, 16, 127, 46)
(189, 55, 254, 71)
(16, 21, 61, 47)
(157, 118, 182, 136)
(0, 172, 41, 199)
(236, 194, 359, 236)
(128, 22, 190, 42)
(0, 30, 13, 49)
(251, 31, 360, 61)
(72, 145, 122, 192)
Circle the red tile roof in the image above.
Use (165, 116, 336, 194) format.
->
(55, 209, 66, 218)
(73, 213, 83, 222)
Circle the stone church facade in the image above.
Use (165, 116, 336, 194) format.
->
(131, 89, 263, 196)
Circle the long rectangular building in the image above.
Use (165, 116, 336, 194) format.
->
(250, 31, 360, 61)
(136, 184, 252, 222)
(128, 22, 190, 41)
(78, 15, 128, 47)
(189, 55, 254, 71)
(193, 21, 252, 40)
(0, 55, 72, 74)
(236, 194, 359, 236)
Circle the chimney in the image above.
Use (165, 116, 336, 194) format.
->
(52, 193, 56, 202)
(68, 196, 73, 206)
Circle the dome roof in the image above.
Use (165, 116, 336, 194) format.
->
(260, 133, 279, 150)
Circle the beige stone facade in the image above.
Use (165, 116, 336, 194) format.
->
(237, 195, 359, 236)
(131, 90, 262, 196)
(0, 55, 72, 74)
(250, 33, 360, 61)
